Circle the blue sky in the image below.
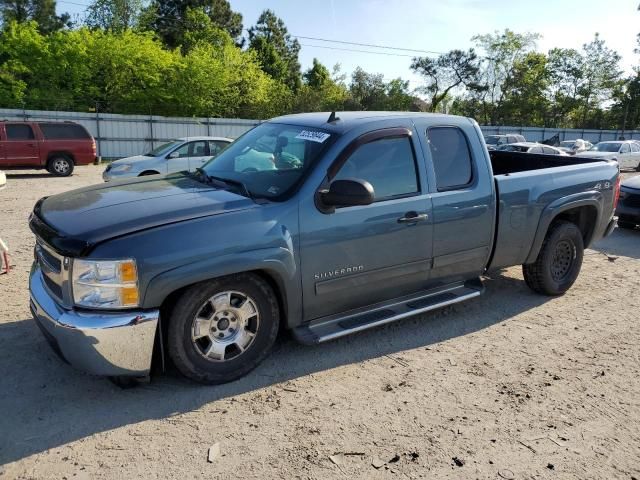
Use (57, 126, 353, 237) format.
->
(60, 0, 640, 90)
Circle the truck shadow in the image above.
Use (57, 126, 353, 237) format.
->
(0, 271, 547, 465)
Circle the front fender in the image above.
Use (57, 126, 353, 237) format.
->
(142, 246, 301, 328)
(525, 191, 603, 264)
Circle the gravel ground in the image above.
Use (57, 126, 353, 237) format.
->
(0, 166, 639, 480)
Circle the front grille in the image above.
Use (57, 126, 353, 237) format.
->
(35, 239, 67, 305)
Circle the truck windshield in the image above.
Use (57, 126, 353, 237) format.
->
(200, 123, 333, 200)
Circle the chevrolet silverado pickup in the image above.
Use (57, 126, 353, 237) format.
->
(28, 112, 620, 384)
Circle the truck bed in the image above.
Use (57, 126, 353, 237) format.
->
(487, 151, 618, 271)
(489, 150, 605, 175)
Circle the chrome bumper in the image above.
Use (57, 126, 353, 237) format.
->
(29, 263, 159, 377)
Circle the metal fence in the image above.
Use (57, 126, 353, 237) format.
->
(2, 107, 640, 159)
(479, 125, 640, 144)
(0, 108, 261, 159)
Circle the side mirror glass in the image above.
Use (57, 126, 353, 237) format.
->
(320, 178, 374, 208)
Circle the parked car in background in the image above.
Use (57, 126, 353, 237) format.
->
(496, 142, 568, 155)
(558, 139, 593, 154)
(484, 134, 526, 150)
(0, 121, 96, 176)
(577, 141, 640, 171)
(616, 175, 640, 230)
(103, 136, 233, 181)
(29, 111, 619, 384)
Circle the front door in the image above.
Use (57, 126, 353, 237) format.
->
(3, 123, 39, 167)
(299, 128, 433, 321)
(166, 141, 200, 173)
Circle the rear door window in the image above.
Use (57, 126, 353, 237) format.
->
(630, 143, 640, 153)
(427, 127, 473, 191)
(39, 123, 90, 139)
(542, 147, 558, 155)
(529, 146, 544, 154)
(5, 124, 35, 140)
(621, 143, 631, 153)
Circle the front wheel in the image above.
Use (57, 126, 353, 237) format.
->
(167, 273, 280, 384)
(523, 220, 584, 296)
(47, 155, 74, 177)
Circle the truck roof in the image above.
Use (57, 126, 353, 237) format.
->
(269, 111, 468, 134)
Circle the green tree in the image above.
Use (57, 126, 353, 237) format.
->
(247, 9, 301, 91)
(576, 33, 622, 127)
(303, 58, 330, 88)
(471, 29, 540, 124)
(411, 49, 482, 112)
(547, 47, 584, 127)
(145, 0, 242, 49)
(500, 52, 550, 125)
(85, 0, 142, 32)
(0, 0, 70, 33)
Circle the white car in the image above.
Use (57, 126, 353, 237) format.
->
(0, 170, 6, 191)
(577, 141, 640, 171)
(103, 136, 233, 181)
(496, 142, 569, 155)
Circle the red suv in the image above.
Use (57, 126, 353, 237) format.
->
(0, 121, 96, 176)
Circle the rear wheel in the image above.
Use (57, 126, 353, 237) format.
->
(47, 155, 74, 177)
(523, 221, 584, 296)
(167, 273, 280, 384)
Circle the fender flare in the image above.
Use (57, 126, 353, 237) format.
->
(142, 246, 301, 329)
(525, 192, 603, 264)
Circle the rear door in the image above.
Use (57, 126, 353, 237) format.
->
(629, 142, 640, 169)
(417, 124, 495, 285)
(3, 123, 40, 167)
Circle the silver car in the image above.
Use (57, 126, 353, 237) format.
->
(103, 136, 233, 181)
(577, 141, 640, 171)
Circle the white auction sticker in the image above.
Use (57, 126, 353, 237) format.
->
(295, 130, 331, 143)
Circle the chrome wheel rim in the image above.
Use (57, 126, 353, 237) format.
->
(53, 159, 70, 174)
(551, 240, 575, 281)
(191, 291, 259, 362)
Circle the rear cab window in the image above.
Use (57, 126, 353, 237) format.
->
(427, 127, 473, 191)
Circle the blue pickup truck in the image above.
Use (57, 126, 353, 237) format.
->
(29, 112, 620, 384)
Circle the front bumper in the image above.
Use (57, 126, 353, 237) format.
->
(29, 264, 159, 377)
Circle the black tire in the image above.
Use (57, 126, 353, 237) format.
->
(47, 155, 74, 177)
(167, 273, 280, 384)
(522, 220, 584, 296)
(617, 219, 637, 230)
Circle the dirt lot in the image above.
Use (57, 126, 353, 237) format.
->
(0, 166, 639, 480)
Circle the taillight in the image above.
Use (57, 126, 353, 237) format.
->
(613, 175, 621, 209)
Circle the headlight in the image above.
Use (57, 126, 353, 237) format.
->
(72, 259, 139, 309)
(111, 164, 132, 172)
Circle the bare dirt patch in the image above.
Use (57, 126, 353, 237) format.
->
(1, 166, 639, 479)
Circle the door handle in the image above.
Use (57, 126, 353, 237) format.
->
(398, 212, 428, 223)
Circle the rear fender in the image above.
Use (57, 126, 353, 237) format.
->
(525, 192, 602, 264)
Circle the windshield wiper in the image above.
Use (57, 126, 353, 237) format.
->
(196, 168, 254, 201)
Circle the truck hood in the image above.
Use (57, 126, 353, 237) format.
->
(30, 173, 256, 256)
